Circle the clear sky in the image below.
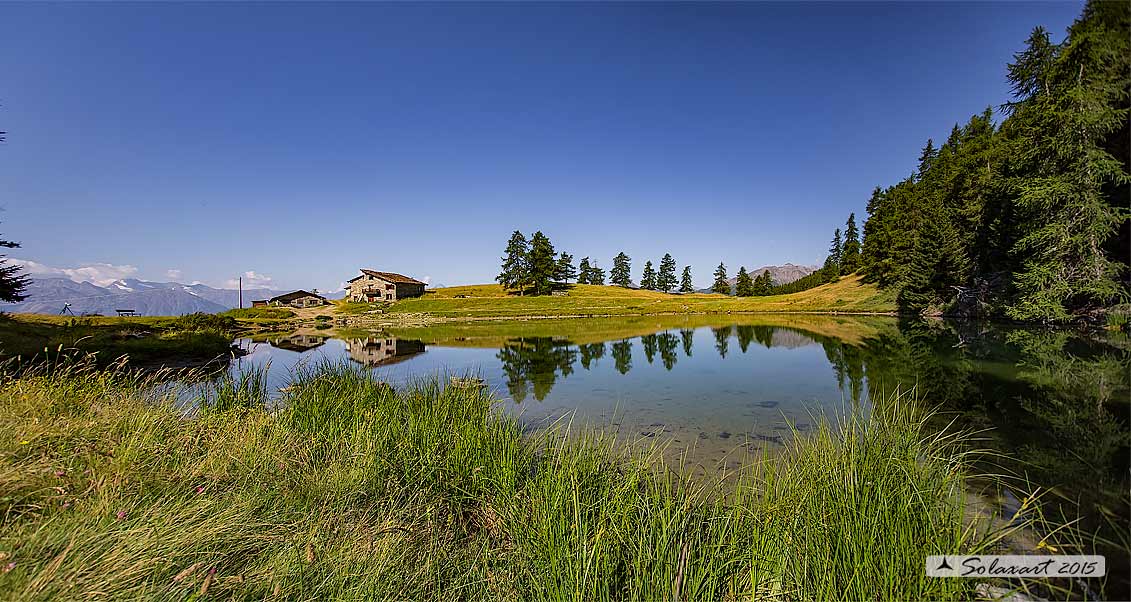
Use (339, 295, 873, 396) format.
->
(0, 1, 1083, 291)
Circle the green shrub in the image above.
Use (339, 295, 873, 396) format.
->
(171, 312, 237, 332)
(221, 307, 295, 320)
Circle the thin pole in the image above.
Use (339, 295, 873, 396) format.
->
(239, 276, 243, 308)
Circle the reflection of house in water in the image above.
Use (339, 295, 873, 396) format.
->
(345, 337, 426, 366)
(770, 329, 816, 348)
(268, 334, 328, 352)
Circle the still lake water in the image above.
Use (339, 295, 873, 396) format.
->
(230, 315, 1129, 499)
(225, 314, 1130, 593)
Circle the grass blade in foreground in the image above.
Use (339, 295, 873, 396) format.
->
(0, 359, 1075, 600)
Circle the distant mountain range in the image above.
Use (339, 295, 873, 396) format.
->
(0, 277, 281, 316)
(698, 263, 819, 294)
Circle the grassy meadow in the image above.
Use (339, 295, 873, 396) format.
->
(0, 357, 1079, 601)
(375, 275, 898, 320)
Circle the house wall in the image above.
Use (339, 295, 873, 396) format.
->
(394, 282, 426, 300)
(270, 295, 325, 308)
(348, 274, 426, 302)
(292, 296, 325, 308)
(349, 275, 395, 302)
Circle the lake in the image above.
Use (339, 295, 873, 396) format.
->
(230, 315, 1129, 505)
(228, 314, 1131, 592)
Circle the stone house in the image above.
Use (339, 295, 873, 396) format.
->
(347, 270, 427, 302)
(267, 290, 327, 308)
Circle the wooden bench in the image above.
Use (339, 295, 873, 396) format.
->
(115, 309, 138, 317)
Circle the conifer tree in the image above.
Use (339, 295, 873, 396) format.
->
(917, 138, 938, 178)
(0, 224, 28, 303)
(840, 213, 861, 274)
(711, 262, 730, 295)
(640, 261, 656, 290)
(497, 230, 530, 294)
(576, 257, 592, 285)
(554, 252, 576, 283)
(679, 266, 694, 293)
(898, 206, 966, 313)
(589, 263, 606, 285)
(657, 253, 677, 292)
(823, 228, 842, 279)
(610, 252, 632, 287)
(527, 231, 557, 296)
(1003, 5, 1129, 320)
(735, 267, 754, 297)
(855, 2, 1130, 321)
(753, 270, 773, 295)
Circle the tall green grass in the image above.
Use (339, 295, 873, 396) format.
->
(0, 357, 1081, 600)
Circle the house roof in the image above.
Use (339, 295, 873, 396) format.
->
(348, 269, 427, 285)
(269, 290, 326, 304)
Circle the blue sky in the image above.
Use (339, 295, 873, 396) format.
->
(0, 2, 1082, 291)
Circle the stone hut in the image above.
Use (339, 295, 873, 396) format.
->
(346, 270, 427, 302)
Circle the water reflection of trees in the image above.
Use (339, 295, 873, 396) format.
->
(657, 332, 679, 370)
(607, 340, 629, 374)
(641, 333, 657, 364)
(496, 322, 1129, 520)
(712, 327, 730, 358)
(496, 338, 578, 403)
(820, 319, 1130, 570)
(495, 329, 692, 400)
(578, 342, 606, 370)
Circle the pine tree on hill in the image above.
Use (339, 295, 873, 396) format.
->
(640, 261, 656, 290)
(854, 2, 1130, 321)
(657, 253, 678, 292)
(711, 263, 730, 295)
(823, 228, 842, 280)
(610, 252, 632, 287)
(898, 204, 967, 313)
(735, 267, 754, 297)
(840, 213, 861, 275)
(589, 263, 606, 285)
(679, 266, 694, 293)
(917, 138, 938, 179)
(555, 252, 576, 283)
(577, 257, 592, 285)
(497, 230, 530, 294)
(527, 231, 557, 296)
(1002, 4, 1129, 320)
(755, 270, 773, 295)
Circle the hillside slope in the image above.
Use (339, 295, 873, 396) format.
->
(379, 275, 896, 319)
